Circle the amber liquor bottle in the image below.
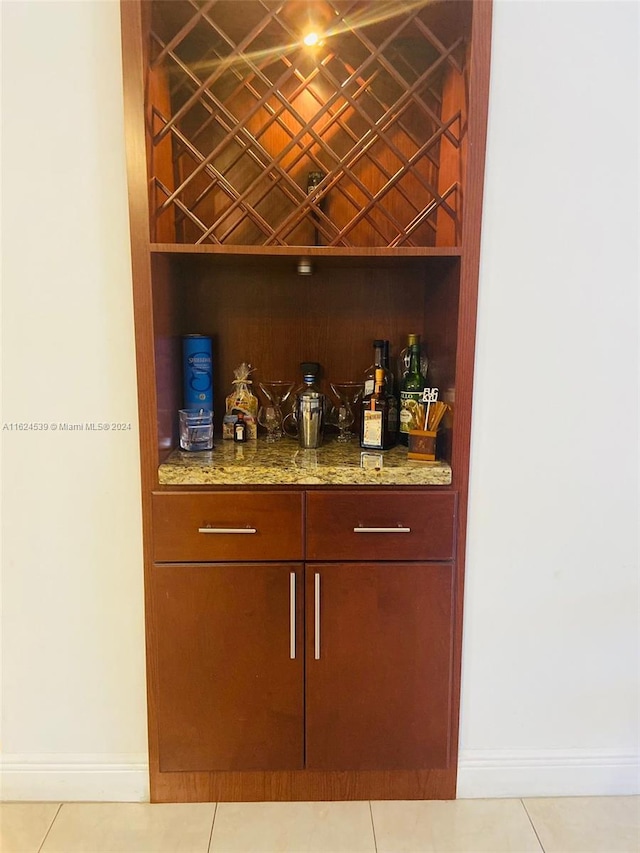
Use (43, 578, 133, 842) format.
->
(361, 369, 396, 450)
(363, 339, 398, 439)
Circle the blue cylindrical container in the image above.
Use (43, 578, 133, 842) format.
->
(182, 335, 213, 411)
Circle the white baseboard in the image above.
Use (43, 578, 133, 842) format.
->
(0, 754, 149, 802)
(2, 750, 638, 802)
(457, 748, 640, 799)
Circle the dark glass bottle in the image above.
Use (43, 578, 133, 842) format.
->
(364, 339, 394, 396)
(399, 340, 426, 445)
(398, 332, 428, 382)
(363, 341, 398, 441)
(233, 412, 247, 442)
(382, 339, 394, 395)
(307, 170, 325, 246)
(364, 340, 384, 396)
(361, 369, 396, 450)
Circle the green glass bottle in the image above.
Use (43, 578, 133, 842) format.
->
(399, 339, 426, 445)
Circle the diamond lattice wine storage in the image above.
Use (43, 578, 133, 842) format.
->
(145, 0, 467, 248)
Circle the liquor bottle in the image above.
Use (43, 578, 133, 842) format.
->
(382, 339, 395, 395)
(307, 170, 325, 246)
(364, 339, 392, 397)
(399, 338, 427, 445)
(364, 339, 394, 397)
(233, 412, 247, 443)
(363, 340, 398, 441)
(361, 368, 396, 450)
(398, 332, 428, 383)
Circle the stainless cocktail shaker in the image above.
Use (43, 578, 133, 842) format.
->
(294, 362, 326, 449)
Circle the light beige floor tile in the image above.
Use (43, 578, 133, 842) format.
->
(0, 803, 60, 853)
(39, 802, 215, 853)
(210, 801, 376, 853)
(523, 795, 640, 853)
(371, 798, 543, 853)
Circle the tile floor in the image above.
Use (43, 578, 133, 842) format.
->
(0, 796, 638, 853)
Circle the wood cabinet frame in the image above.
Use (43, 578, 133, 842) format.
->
(120, 0, 492, 802)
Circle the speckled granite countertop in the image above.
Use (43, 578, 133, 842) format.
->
(158, 437, 452, 486)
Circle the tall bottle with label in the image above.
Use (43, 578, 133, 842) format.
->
(363, 339, 398, 441)
(363, 339, 393, 396)
(398, 332, 428, 384)
(399, 336, 427, 445)
(361, 368, 396, 451)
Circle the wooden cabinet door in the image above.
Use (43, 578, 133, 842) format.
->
(153, 563, 304, 771)
(305, 563, 454, 771)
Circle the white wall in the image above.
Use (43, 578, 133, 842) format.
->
(1, 0, 148, 800)
(458, 0, 639, 796)
(1, 0, 637, 801)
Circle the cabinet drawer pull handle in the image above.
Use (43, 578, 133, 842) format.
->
(314, 572, 321, 661)
(290, 572, 296, 660)
(353, 526, 411, 533)
(198, 527, 257, 534)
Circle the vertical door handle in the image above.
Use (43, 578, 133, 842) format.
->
(314, 572, 321, 660)
(290, 572, 296, 660)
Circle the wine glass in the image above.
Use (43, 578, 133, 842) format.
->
(328, 401, 355, 443)
(329, 381, 364, 442)
(257, 405, 283, 443)
(257, 381, 294, 440)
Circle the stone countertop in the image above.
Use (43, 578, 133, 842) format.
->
(158, 437, 452, 486)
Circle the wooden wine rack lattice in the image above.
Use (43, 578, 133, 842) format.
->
(148, 1, 468, 247)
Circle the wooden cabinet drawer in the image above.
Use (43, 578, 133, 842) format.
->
(306, 491, 456, 561)
(152, 492, 304, 562)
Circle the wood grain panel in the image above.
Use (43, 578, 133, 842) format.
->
(153, 563, 304, 771)
(436, 61, 467, 247)
(148, 61, 176, 243)
(182, 258, 432, 432)
(151, 254, 183, 456)
(423, 259, 461, 464)
(306, 491, 456, 561)
(152, 491, 304, 562)
(150, 767, 456, 803)
(305, 562, 454, 770)
(446, 0, 494, 783)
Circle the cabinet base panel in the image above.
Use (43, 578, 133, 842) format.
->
(150, 768, 457, 802)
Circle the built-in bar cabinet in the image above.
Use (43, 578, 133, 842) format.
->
(121, 0, 492, 802)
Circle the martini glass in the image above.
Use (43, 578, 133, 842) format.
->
(258, 381, 294, 441)
(329, 381, 364, 442)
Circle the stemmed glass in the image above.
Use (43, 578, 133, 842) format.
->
(257, 405, 283, 443)
(257, 381, 294, 441)
(329, 381, 364, 443)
